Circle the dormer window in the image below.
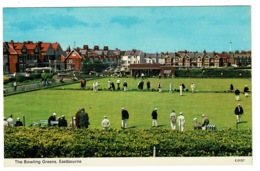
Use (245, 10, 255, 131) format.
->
(22, 46, 27, 53)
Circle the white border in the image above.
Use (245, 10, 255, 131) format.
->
(1, 0, 259, 171)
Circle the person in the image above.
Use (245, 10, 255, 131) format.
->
(138, 81, 141, 90)
(235, 89, 240, 101)
(75, 109, 82, 128)
(58, 115, 68, 127)
(177, 112, 185, 132)
(191, 83, 195, 93)
(101, 116, 110, 130)
(93, 81, 98, 92)
(121, 107, 129, 129)
(72, 74, 78, 81)
(170, 110, 176, 130)
(69, 116, 76, 128)
(147, 81, 151, 90)
(182, 83, 186, 91)
(179, 84, 183, 96)
(151, 108, 158, 127)
(169, 82, 173, 93)
(80, 79, 86, 89)
(95, 81, 99, 92)
(78, 108, 90, 128)
(117, 79, 120, 90)
(158, 82, 162, 93)
(123, 81, 128, 92)
(13, 81, 17, 91)
(4, 117, 8, 127)
(234, 103, 244, 123)
(48, 113, 57, 126)
(7, 115, 14, 127)
(140, 81, 144, 90)
(111, 82, 115, 91)
(15, 117, 23, 127)
(141, 73, 145, 79)
(201, 114, 210, 130)
(230, 84, 234, 92)
(244, 85, 249, 97)
(108, 79, 112, 90)
(193, 118, 202, 130)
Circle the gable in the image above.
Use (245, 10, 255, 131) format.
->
(66, 50, 82, 59)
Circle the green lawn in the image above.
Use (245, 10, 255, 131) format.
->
(4, 78, 252, 130)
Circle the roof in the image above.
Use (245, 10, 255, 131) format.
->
(66, 49, 82, 59)
(41, 43, 51, 52)
(52, 43, 60, 50)
(124, 50, 142, 56)
(7, 43, 17, 55)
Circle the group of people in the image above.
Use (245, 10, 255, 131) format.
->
(233, 84, 250, 101)
(4, 102, 245, 130)
(107, 79, 128, 92)
(48, 113, 68, 127)
(152, 108, 210, 132)
(81, 78, 195, 94)
(3, 115, 23, 127)
(47, 108, 90, 128)
(230, 84, 248, 124)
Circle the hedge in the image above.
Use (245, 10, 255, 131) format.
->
(174, 68, 251, 78)
(4, 127, 252, 158)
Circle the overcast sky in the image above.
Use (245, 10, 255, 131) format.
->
(3, 6, 251, 53)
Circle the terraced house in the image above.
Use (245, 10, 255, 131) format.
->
(3, 40, 251, 74)
(3, 40, 66, 73)
(79, 45, 123, 65)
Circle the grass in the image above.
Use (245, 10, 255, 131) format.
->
(3, 77, 252, 130)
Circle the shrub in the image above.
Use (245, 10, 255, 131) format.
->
(41, 73, 53, 80)
(4, 127, 252, 158)
(15, 73, 26, 82)
(3, 75, 9, 84)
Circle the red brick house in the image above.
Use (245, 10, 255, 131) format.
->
(65, 49, 83, 70)
(3, 40, 65, 73)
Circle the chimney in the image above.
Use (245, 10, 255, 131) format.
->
(104, 46, 109, 51)
(83, 45, 89, 50)
(94, 45, 99, 50)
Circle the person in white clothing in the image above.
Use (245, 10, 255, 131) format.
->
(7, 115, 14, 127)
(191, 83, 195, 93)
(170, 110, 176, 130)
(169, 82, 173, 93)
(179, 84, 183, 96)
(177, 112, 185, 132)
(101, 116, 110, 130)
(93, 81, 96, 92)
(93, 81, 99, 92)
(69, 117, 77, 128)
(3, 117, 8, 127)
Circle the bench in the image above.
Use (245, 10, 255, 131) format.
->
(207, 125, 217, 131)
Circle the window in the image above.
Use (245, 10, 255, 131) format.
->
(22, 47, 27, 53)
(69, 59, 73, 64)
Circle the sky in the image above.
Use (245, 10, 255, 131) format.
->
(3, 6, 251, 53)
